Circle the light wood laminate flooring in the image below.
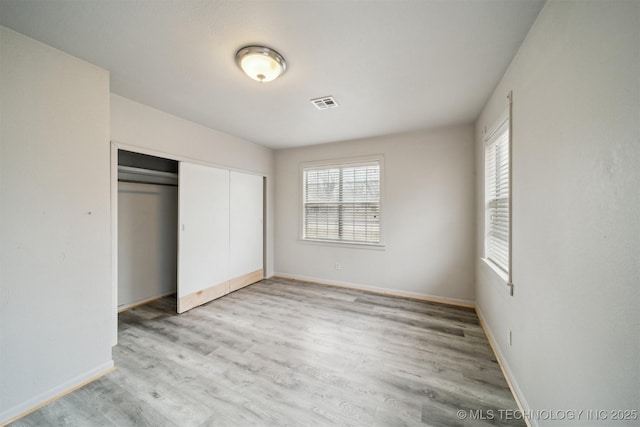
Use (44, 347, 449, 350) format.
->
(11, 278, 524, 426)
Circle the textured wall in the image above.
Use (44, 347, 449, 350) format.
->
(275, 126, 476, 304)
(474, 2, 640, 424)
(0, 27, 112, 422)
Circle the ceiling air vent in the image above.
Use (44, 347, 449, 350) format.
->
(311, 96, 339, 110)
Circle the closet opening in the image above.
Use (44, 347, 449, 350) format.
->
(117, 150, 179, 313)
(114, 148, 266, 324)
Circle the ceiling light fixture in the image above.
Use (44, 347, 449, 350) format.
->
(235, 45, 287, 83)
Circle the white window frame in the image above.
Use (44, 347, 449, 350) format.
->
(300, 156, 384, 248)
(484, 92, 513, 291)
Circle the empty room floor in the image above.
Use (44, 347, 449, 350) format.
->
(11, 278, 524, 426)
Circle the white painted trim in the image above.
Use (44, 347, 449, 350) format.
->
(483, 109, 509, 143)
(112, 140, 267, 177)
(476, 307, 535, 427)
(0, 361, 114, 426)
(110, 142, 119, 347)
(272, 272, 475, 308)
(296, 238, 386, 251)
(481, 257, 509, 283)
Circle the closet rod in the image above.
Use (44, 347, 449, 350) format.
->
(117, 179, 178, 187)
(117, 165, 178, 178)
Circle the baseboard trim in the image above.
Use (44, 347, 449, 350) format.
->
(229, 269, 264, 293)
(118, 291, 176, 313)
(476, 308, 534, 427)
(0, 361, 115, 426)
(178, 280, 229, 314)
(271, 273, 475, 308)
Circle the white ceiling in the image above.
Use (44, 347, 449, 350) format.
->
(0, 0, 544, 149)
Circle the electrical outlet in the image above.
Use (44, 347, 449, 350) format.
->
(508, 329, 512, 346)
(335, 263, 341, 271)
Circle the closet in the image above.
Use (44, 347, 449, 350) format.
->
(118, 151, 178, 311)
(117, 150, 264, 314)
(178, 163, 264, 313)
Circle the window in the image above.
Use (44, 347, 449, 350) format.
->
(303, 160, 380, 244)
(485, 107, 511, 275)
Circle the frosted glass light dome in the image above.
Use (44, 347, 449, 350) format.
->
(235, 46, 287, 83)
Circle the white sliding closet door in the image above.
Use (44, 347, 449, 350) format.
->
(229, 171, 264, 292)
(178, 162, 229, 313)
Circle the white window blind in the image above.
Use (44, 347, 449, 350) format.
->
(485, 114, 510, 274)
(303, 162, 380, 244)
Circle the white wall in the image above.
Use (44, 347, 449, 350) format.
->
(0, 27, 112, 422)
(474, 1, 639, 424)
(275, 126, 476, 304)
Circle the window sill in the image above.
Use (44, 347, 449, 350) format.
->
(298, 238, 386, 251)
(481, 257, 509, 283)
